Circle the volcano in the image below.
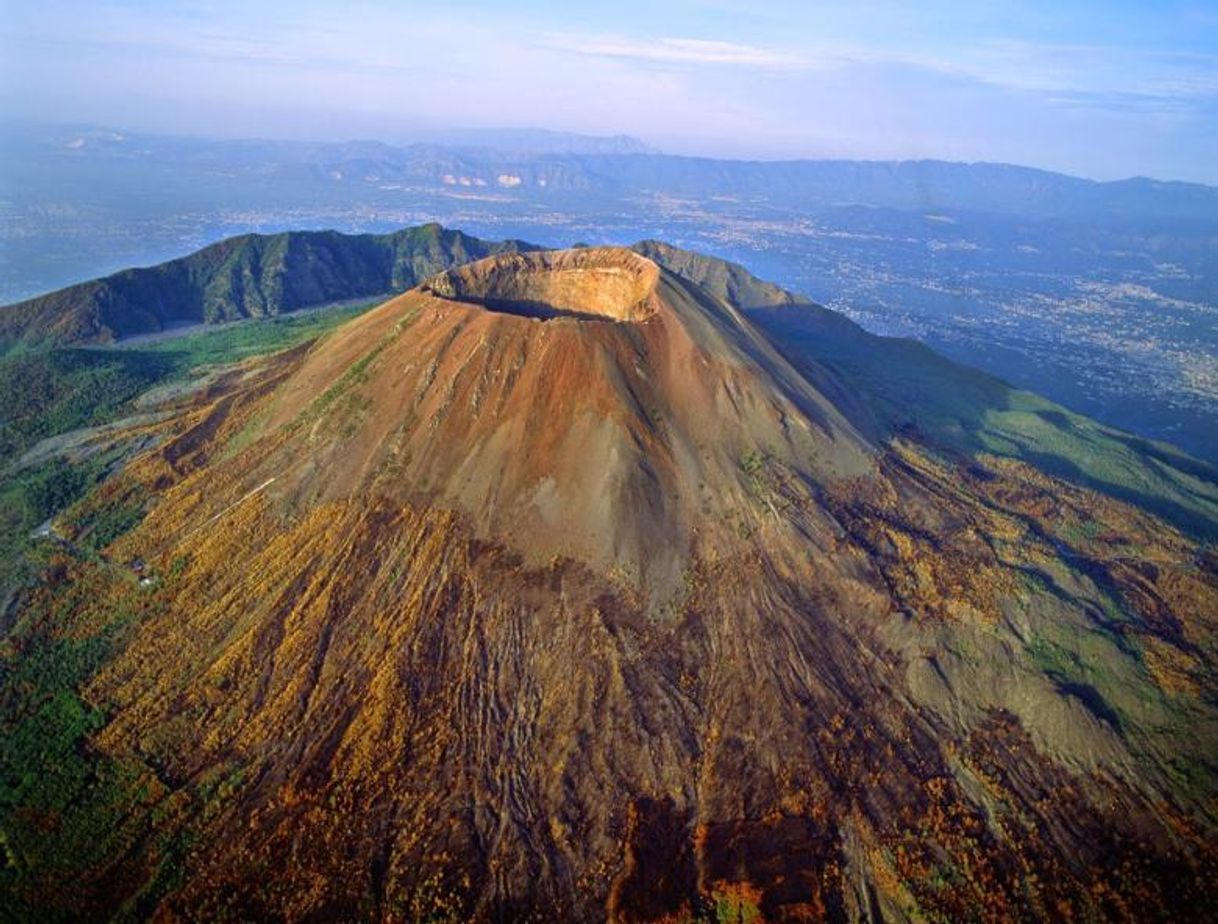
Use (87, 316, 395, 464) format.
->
(7, 245, 1218, 922)
(230, 246, 874, 610)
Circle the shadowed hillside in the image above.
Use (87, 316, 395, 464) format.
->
(0, 224, 536, 349)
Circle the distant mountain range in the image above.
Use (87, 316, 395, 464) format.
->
(404, 126, 659, 155)
(7, 123, 1216, 223)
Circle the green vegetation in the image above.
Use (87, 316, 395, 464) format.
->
(0, 301, 371, 467)
(290, 308, 419, 436)
(65, 476, 150, 554)
(0, 300, 375, 597)
(0, 223, 533, 350)
(0, 538, 149, 916)
(0, 349, 176, 463)
(0, 455, 112, 591)
(130, 300, 372, 367)
(1023, 617, 1180, 741)
(712, 886, 763, 924)
(0, 470, 217, 920)
(740, 449, 765, 477)
(306, 342, 383, 420)
(755, 307, 1218, 539)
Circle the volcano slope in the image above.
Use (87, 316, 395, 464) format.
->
(3, 246, 1218, 923)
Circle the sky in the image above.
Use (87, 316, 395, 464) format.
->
(2, 0, 1217, 183)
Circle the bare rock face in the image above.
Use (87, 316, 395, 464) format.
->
(15, 247, 1218, 922)
(422, 247, 663, 322)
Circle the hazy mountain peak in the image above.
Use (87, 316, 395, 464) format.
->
(416, 126, 659, 155)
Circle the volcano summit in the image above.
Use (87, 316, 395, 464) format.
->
(3, 241, 1217, 922)
(244, 246, 873, 610)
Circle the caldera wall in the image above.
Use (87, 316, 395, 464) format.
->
(422, 248, 661, 322)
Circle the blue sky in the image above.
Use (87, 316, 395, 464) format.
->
(2, 0, 1217, 182)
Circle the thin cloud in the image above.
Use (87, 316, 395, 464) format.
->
(938, 39, 1218, 102)
(545, 33, 815, 70)
(544, 31, 1218, 107)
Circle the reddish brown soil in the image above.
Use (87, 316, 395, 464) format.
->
(21, 249, 1218, 922)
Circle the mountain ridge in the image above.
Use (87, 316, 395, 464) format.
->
(4, 243, 1212, 920)
(0, 227, 806, 352)
(4, 224, 1216, 541)
(13, 122, 1218, 192)
(0, 224, 538, 349)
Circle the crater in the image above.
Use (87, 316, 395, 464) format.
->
(421, 247, 661, 322)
